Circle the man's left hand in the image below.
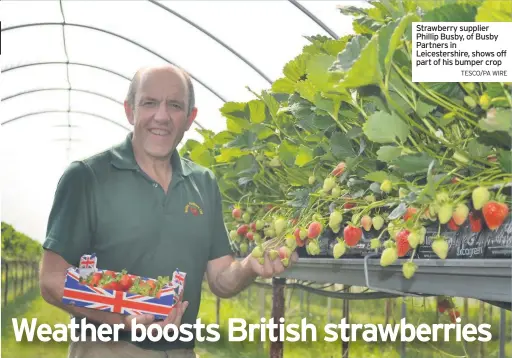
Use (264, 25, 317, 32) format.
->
(246, 250, 299, 279)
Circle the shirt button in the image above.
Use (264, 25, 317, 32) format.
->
(153, 183, 158, 188)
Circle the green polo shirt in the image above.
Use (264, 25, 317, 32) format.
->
(43, 133, 234, 351)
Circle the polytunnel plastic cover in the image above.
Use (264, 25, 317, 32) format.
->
(1, 0, 365, 241)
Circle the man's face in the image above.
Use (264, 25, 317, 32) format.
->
(126, 68, 196, 160)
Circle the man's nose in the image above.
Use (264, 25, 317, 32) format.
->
(154, 102, 170, 121)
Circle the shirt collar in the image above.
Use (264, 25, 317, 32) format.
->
(110, 132, 191, 177)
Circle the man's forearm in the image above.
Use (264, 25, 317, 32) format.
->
(211, 257, 257, 298)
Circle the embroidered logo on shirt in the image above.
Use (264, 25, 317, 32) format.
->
(184, 202, 203, 216)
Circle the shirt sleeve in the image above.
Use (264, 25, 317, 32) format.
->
(208, 174, 235, 261)
(43, 161, 97, 266)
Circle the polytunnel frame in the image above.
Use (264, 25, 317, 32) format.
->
(1, 0, 340, 132)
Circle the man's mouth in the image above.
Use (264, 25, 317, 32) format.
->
(148, 128, 171, 136)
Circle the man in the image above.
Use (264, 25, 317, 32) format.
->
(39, 65, 298, 358)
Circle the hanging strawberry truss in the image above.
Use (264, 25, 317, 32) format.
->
(180, 0, 512, 279)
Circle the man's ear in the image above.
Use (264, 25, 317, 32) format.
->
(124, 101, 135, 126)
(185, 107, 198, 131)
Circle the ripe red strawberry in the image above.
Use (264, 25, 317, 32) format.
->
(344, 224, 362, 247)
(246, 232, 254, 241)
(469, 211, 483, 233)
(119, 271, 133, 291)
(190, 207, 199, 216)
(87, 272, 103, 287)
(403, 207, 418, 222)
(447, 218, 460, 231)
(295, 236, 305, 247)
(452, 203, 469, 226)
(344, 202, 356, 209)
(307, 222, 322, 239)
(250, 222, 257, 232)
(396, 230, 411, 257)
(294, 228, 301, 240)
(232, 208, 242, 219)
(482, 201, 509, 230)
(331, 162, 346, 177)
(237, 224, 249, 236)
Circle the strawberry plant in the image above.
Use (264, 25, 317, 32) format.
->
(180, 0, 511, 279)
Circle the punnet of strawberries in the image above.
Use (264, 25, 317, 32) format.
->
(179, 0, 512, 280)
(79, 270, 171, 298)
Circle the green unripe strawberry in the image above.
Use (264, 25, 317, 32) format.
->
(253, 233, 262, 244)
(243, 212, 251, 224)
(269, 157, 281, 167)
(330, 224, 341, 234)
(380, 247, 398, 267)
(464, 82, 475, 92)
(435, 191, 450, 204)
(312, 213, 323, 222)
(258, 257, 265, 265)
(364, 194, 376, 203)
(370, 238, 381, 249)
(332, 186, 342, 197)
(464, 96, 476, 108)
(269, 249, 278, 261)
(240, 243, 248, 254)
(329, 211, 343, 227)
(323, 177, 336, 193)
(418, 226, 427, 245)
(472, 186, 490, 210)
(229, 230, 238, 241)
(372, 215, 384, 230)
(251, 246, 264, 258)
(308, 241, 320, 255)
(285, 235, 297, 250)
(479, 93, 490, 110)
(299, 229, 308, 240)
(453, 203, 469, 226)
(407, 231, 420, 249)
(267, 228, 276, 238)
(438, 203, 453, 224)
(274, 218, 287, 236)
(309, 176, 316, 185)
(333, 242, 346, 259)
(402, 262, 417, 279)
(255, 220, 264, 230)
(380, 180, 392, 193)
(432, 236, 449, 259)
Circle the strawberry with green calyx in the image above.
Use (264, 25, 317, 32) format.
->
(452, 203, 469, 226)
(232, 208, 242, 220)
(307, 221, 322, 239)
(472, 186, 490, 210)
(372, 215, 384, 230)
(246, 232, 254, 241)
(365, 194, 376, 203)
(273, 218, 287, 236)
(360, 215, 372, 231)
(239, 242, 248, 255)
(285, 235, 297, 250)
(242, 212, 251, 224)
(308, 176, 316, 185)
(402, 262, 417, 279)
(323, 177, 336, 193)
(119, 270, 134, 291)
(482, 199, 509, 231)
(432, 235, 449, 259)
(253, 233, 263, 244)
(251, 245, 264, 259)
(380, 247, 398, 267)
(395, 230, 411, 257)
(229, 230, 240, 242)
(255, 220, 265, 231)
(406, 231, 420, 249)
(278, 246, 292, 266)
(85, 272, 103, 287)
(268, 249, 279, 261)
(380, 179, 392, 193)
(307, 240, 320, 256)
(344, 224, 362, 247)
(333, 239, 346, 258)
(312, 213, 323, 223)
(329, 211, 343, 230)
(403, 207, 418, 222)
(469, 211, 483, 233)
(438, 202, 453, 224)
(332, 186, 342, 198)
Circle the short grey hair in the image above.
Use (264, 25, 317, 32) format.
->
(126, 66, 195, 116)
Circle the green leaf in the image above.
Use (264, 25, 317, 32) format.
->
(467, 139, 492, 158)
(363, 111, 410, 144)
(478, 109, 512, 132)
(476, 0, 512, 22)
(416, 100, 437, 118)
(331, 131, 356, 160)
(295, 79, 318, 103)
(346, 126, 363, 139)
(423, 2, 478, 21)
(220, 102, 248, 120)
(226, 131, 257, 149)
(279, 140, 298, 166)
(235, 155, 258, 176)
(427, 83, 465, 100)
(340, 35, 382, 88)
(248, 100, 266, 123)
(272, 78, 296, 94)
(377, 146, 402, 162)
(377, 19, 398, 71)
(250, 123, 275, 140)
(283, 54, 309, 82)
(190, 145, 214, 167)
(295, 145, 315, 167)
(332, 35, 369, 72)
(227, 117, 250, 134)
(385, 13, 420, 70)
(388, 203, 407, 220)
(498, 150, 512, 173)
(307, 54, 337, 91)
(364, 171, 389, 183)
(393, 153, 435, 175)
(261, 91, 280, 121)
(212, 131, 235, 145)
(215, 148, 249, 163)
(485, 83, 505, 98)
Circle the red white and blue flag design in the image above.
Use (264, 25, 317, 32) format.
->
(79, 254, 97, 269)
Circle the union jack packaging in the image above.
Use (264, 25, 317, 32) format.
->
(62, 254, 186, 320)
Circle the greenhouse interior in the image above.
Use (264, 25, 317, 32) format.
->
(1, 1, 511, 358)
